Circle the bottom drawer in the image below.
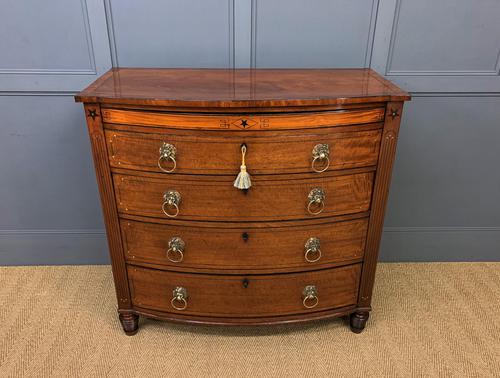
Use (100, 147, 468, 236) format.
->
(128, 264, 361, 317)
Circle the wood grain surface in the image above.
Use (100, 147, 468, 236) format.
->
(102, 107, 385, 130)
(358, 101, 405, 308)
(127, 264, 361, 317)
(113, 170, 374, 221)
(121, 217, 368, 272)
(105, 126, 382, 175)
(75, 68, 410, 108)
(84, 104, 132, 309)
(76, 68, 410, 332)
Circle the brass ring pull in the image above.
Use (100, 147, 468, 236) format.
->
(307, 201, 325, 215)
(162, 190, 181, 218)
(171, 286, 188, 311)
(162, 202, 179, 218)
(158, 142, 177, 173)
(311, 144, 330, 173)
(171, 297, 187, 310)
(302, 285, 319, 309)
(158, 156, 176, 173)
(307, 188, 326, 216)
(305, 248, 322, 262)
(311, 156, 330, 173)
(304, 237, 321, 263)
(167, 236, 185, 263)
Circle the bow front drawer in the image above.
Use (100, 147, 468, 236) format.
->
(102, 107, 385, 130)
(128, 264, 361, 317)
(121, 217, 367, 272)
(105, 126, 382, 175)
(113, 170, 374, 221)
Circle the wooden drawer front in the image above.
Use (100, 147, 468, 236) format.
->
(128, 264, 361, 317)
(105, 128, 381, 175)
(102, 108, 385, 131)
(122, 218, 367, 272)
(114, 171, 374, 221)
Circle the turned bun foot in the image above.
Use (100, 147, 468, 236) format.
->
(349, 311, 369, 334)
(119, 313, 139, 335)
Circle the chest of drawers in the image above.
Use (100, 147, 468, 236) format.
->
(75, 68, 409, 335)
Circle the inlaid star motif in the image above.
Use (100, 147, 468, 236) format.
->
(231, 118, 257, 130)
(390, 108, 400, 120)
(87, 109, 98, 120)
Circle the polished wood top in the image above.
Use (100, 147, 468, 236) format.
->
(75, 68, 410, 108)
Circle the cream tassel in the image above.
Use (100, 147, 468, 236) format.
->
(233, 144, 252, 190)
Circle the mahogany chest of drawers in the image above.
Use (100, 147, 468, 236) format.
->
(75, 68, 409, 335)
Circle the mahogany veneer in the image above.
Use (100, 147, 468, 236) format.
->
(113, 170, 374, 221)
(121, 217, 368, 273)
(105, 126, 383, 175)
(128, 264, 361, 317)
(76, 68, 409, 335)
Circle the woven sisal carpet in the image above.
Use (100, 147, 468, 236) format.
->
(0, 263, 499, 377)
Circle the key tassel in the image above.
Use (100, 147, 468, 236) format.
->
(233, 144, 252, 190)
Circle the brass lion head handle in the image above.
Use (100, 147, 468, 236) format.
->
(158, 142, 177, 173)
(304, 237, 322, 263)
(171, 286, 188, 310)
(302, 285, 319, 309)
(167, 236, 185, 263)
(162, 190, 181, 218)
(311, 144, 330, 173)
(307, 188, 326, 215)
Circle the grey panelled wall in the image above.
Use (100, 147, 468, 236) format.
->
(0, 0, 498, 265)
(382, 96, 500, 261)
(0, 0, 111, 92)
(108, 0, 234, 68)
(251, 0, 378, 68)
(369, 0, 500, 261)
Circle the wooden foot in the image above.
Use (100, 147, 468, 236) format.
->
(349, 311, 369, 334)
(119, 313, 139, 335)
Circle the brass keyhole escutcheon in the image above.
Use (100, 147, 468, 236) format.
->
(242, 278, 250, 288)
(242, 232, 249, 242)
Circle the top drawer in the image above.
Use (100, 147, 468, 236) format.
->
(102, 107, 385, 131)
